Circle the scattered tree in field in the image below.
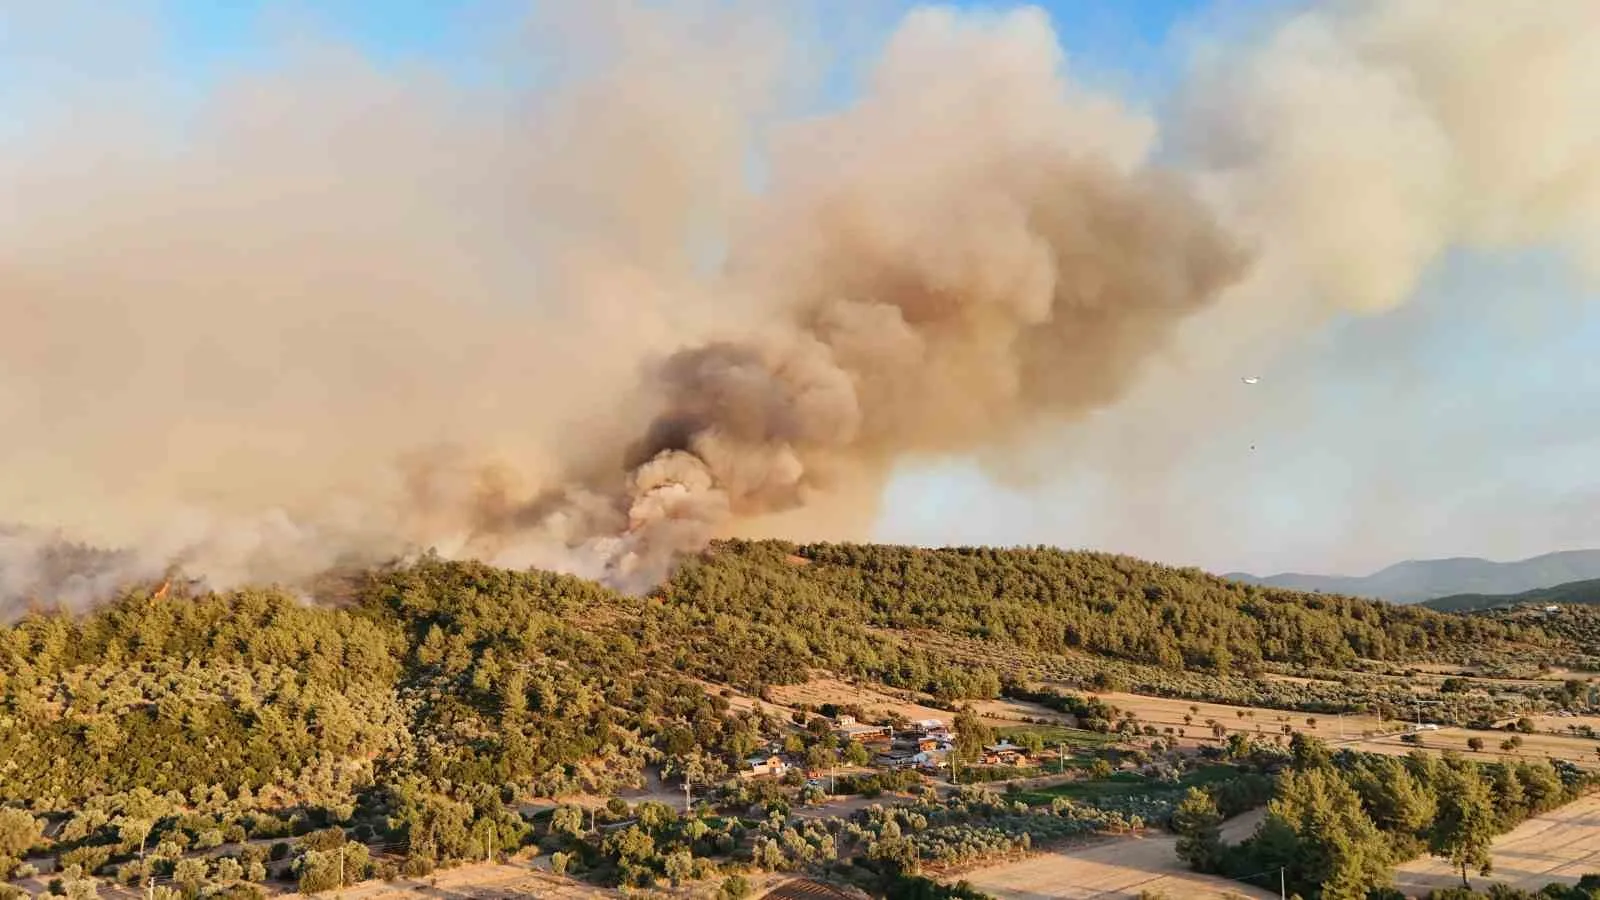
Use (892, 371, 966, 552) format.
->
(1430, 764, 1497, 888)
(1173, 788, 1223, 870)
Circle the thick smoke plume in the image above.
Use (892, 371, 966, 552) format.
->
(3, 0, 1599, 613)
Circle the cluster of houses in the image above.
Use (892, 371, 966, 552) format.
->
(743, 714, 1038, 780)
(867, 717, 956, 771)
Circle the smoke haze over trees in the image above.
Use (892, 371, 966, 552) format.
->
(3, 1, 1600, 611)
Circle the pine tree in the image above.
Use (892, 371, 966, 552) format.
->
(1429, 765, 1497, 888)
(1172, 788, 1223, 871)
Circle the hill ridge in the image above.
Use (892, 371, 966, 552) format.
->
(1224, 547, 1600, 604)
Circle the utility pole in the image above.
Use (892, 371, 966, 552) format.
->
(1279, 867, 1286, 900)
(138, 827, 152, 900)
(682, 778, 692, 814)
(1058, 743, 1066, 775)
(337, 843, 345, 895)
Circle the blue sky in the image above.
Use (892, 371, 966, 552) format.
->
(152, 1, 1204, 93)
(22, 1, 1600, 576)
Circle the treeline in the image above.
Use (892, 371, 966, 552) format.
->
(1422, 578, 1600, 613)
(1174, 735, 1596, 900)
(1419, 876, 1600, 900)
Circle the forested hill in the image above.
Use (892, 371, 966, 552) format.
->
(0, 543, 1560, 819)
(1421, 577, 1600, 613)
(1227, 548, 1600, 603)
(659, 540, 1550, 677)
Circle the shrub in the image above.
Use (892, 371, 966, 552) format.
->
(214, 857, 244, 883)
(57, 845, 112, 877)
(298, 828, 346, 853)
(720, 874, 752, 900)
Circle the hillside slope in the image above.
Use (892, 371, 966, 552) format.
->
(666, 541, 1544, 678)
(0, 542, 1559, 823)
(1421, 577, 1600, 613)
(1225, 548, 1600, 603)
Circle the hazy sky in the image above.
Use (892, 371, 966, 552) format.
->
(7, 1, 1599, 581)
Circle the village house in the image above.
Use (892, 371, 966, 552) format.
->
(743, 754, 790, 778)
(914, 718, 950, 738)
(981, 741, 1029, 766)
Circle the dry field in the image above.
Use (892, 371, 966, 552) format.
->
(296, 864, 614, 899)
(1088, 691, 1396, 742)
(954, 832, 1274, 900)
(1085, 691, 1600, 769)
(1525, 713, 1600, 734)
(768, 677, 1069, 728)
(1349, 725, 1600, 769)
(1393, 792, 1600, 895)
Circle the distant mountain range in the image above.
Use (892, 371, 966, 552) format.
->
(1223, 549, 1600, 604)
(1420, 578, 1600, 613)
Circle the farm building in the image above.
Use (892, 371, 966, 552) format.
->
(834, 715, 893, 742)
(744, 754, 790, 777)
(981, 741, 1029, 766)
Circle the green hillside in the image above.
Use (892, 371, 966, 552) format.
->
(1, 541, 1558, 806)
(663, 541, 1549, 679)
(0, 540, 1575, 890)
(1421, 577, 1600, 613)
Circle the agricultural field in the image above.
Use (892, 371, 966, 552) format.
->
(1341, 725, 1600, 769)
(1524, 713, 1600, 736)
(768, 677, 1072, 728)
(993, 723, 1121, 749)
(1391, 792, 1600, 895)
(1086, 690, 1397, 743)
(954, 832, 1274, 900)
(1013, 765, 1244, 807)
(1086, 691, 1600, 770)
